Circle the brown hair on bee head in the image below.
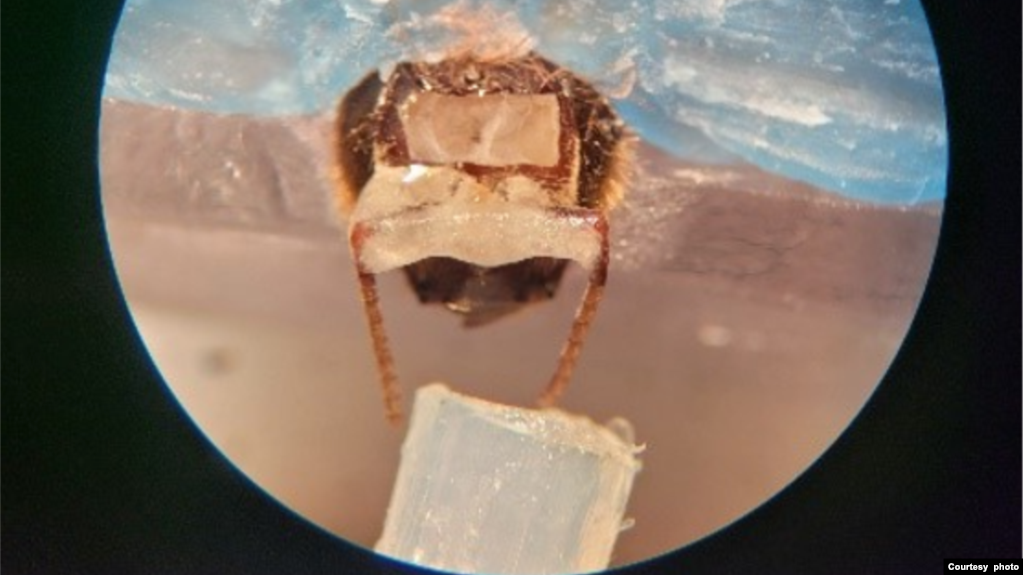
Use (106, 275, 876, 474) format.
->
(333, 50, 633, 217)
(388, 1, 538, 65)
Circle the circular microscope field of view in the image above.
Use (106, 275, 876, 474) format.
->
(100, 0, 946, 570)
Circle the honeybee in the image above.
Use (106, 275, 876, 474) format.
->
(333, 51, 633, 422)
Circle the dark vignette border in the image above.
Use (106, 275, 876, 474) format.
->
(3, 1, 1019, 573)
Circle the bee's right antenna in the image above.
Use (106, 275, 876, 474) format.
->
(538, 211, 610, 407)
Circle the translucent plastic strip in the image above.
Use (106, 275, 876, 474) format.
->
(376, 384, 643, 574)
